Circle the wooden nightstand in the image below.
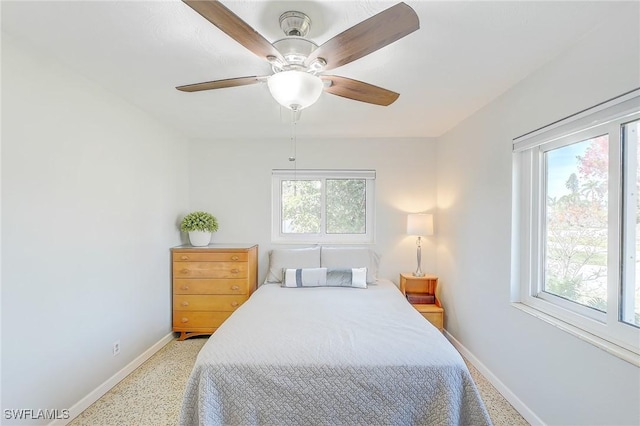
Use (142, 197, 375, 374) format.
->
(399, 273, 444, 332)
(412, 304, 444, 331)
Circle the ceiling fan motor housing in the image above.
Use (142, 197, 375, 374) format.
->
(272, 38, 318, 70)
(271, 11, 319, 72)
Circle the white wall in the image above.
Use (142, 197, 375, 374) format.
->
(5, 4, 637, 425)
(188, 136, 438, 285)
(1, 35, 189, 422)
(436, 4, 640, 425)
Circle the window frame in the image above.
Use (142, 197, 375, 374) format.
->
(271, 169, 376, 244)
(621, 122, 639, 327)
(512, 89, 640, 366)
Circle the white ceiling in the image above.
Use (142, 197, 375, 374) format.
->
(1, 1, 628, 139)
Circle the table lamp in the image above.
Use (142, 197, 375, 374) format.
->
(407, 213, 434, 277)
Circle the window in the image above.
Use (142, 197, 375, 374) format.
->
(513, 90, 640, 365)
(271, 170, 375, 243)
(622, 120, 640, 327)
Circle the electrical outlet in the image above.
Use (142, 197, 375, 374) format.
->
(113, 340, 121, 356)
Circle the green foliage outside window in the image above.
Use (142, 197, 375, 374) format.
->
(281, 180, 321, 233)
(281, 179, 367, 235)
(326, 179, 366, 234)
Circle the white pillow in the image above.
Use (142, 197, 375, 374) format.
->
(320, 247, 379, 284)
(282, 267, 367, 289)
(266, 247, 321, 283)
(283, 268, 327, 287)
(349, 267, 368, 289)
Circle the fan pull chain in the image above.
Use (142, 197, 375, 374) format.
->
(289, 108, 297, 163)
(289, 108, 299, 195)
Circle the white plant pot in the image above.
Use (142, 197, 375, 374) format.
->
(188, 231, 212, 247)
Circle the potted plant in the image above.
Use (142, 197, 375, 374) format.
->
(180, 211, 219, 247)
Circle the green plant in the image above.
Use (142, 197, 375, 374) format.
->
(180, 211, 219, 233)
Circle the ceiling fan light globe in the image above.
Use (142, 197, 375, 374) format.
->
(267, 70, 323, 110)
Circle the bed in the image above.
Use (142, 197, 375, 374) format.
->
(180, 247, 492, 426)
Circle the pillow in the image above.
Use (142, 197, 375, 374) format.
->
(282, 267, 367, 289)
(320, 247, 379, 284)
(283, 267, 327, 287)
(266, 247, 321, 283)
(331, 267, 367, 289)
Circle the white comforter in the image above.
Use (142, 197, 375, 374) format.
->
(180, 280, 492, 426)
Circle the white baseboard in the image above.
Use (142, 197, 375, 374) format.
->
(49, 332, 176, 426)
(52, 331, 539, 426)
(444, 330, 546, 426)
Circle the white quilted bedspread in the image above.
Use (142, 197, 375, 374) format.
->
(180, 280, 492, 426)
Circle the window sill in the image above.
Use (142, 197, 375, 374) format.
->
(511, 302, 640, 367)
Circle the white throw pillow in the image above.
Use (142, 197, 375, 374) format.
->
(320, 247, 379, 284)
(350, 267, 367, 288)
(282, 267, 367, 289)
(282, 268, 327, 287)
(266, 247, 321, 283)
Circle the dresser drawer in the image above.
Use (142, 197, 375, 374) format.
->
(172, 311, 233, 329)
(173, 279, 249, 295)
(173, 294, 247, 311)
(173, 252, 248, 262)
(173, 261, 248, 278)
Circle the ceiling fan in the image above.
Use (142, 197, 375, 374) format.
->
(176, 0, 420, 111)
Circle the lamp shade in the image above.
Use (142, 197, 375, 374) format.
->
(267, 70, 323, 111)
(407, 213, 434, 236)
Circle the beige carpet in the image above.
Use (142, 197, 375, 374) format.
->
(70, 337, 528, 426)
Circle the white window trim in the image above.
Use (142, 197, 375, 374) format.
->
(511, 303, 640, 366)
(622, 131, 639, 325)
(271, 169, 376, 244)
(512, 89, 640, 366)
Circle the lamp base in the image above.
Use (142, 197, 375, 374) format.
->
(413, 239, 425, 277)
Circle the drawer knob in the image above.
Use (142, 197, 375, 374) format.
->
(231, 285, 240, 291)
(231, 301, 239, 307)
(181, 317, 189, 323)
(181, 301, 189, 307)
(231, 268, 239, 274)
(231, 255, 239, 261)
(181, 286, 189, 291)
(180, 255, 189, 260)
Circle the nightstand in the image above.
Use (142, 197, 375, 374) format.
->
(399, 273, 444, 332)
(411, 304, 444, 331)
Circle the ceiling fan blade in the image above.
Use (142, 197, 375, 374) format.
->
(183, 0, 285, 63)
(306, 2, 419, 71)
(176, 76, 266, 92)
(321, 76, 399, 106)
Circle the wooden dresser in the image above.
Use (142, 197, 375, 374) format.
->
(172, 244, 258, 340)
